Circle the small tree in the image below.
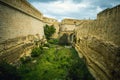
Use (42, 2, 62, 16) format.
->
(31, 47, 43, 57)
(44, 24, 56, 40)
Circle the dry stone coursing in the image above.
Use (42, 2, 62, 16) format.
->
(60, 19, 80, 31)
(0, 0, 120, 80)
(75, 4, 120, 80)
(59, 19, 90, 43)
(0, 0, 44, 42)
(0, 0, 45, 63)
(0, 0, 43, 20)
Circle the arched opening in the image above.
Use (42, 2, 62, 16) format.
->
(59, 33, 70, 45)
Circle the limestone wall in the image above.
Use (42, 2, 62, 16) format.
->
(0, 0, 120, 79)
(43, 17, 57, 24)
(60, 24, 76, 31)
(51, 22, 60, 38)
(60, 19, 90, 32)
(0, 0, 43, 20)
(61, 18, 82, 25)
(97, 5, 120, 21)
(75, 5, 120, 80)
(0, 0, 45, 63)
(60, 19, 76, 33)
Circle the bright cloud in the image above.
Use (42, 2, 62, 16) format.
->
(28, 0, 120, 21)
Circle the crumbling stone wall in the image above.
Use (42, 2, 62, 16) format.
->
(0, 0, 45, 63)
(75, 5, 120, 80)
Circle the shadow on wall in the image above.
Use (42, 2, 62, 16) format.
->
(70, 33, 76, 44)
(59, 33, 70, 45)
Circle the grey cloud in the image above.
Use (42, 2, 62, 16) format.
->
(91, 0, 120, 8)
(28, 0, 120, 21)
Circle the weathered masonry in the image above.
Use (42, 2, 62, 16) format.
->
(59, 19, 90, 45)
(74, 5, 120, 80)
(0, 0, 45, 63)
(0, 0, 120, 80)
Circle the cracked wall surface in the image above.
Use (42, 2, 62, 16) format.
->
(0, 0, 45, 63)
(0, 0, 120, 80)
(74, 5, 120, 80)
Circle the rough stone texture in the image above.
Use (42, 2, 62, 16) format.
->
(0, 0, 44, 42)
(43, 17, 57, 24)
(0, 0, 45, 63)
(60, 19, 90, 31)
(0, 0, 120, 79)
(60, 19, 78, 31)
(52, 22, 60, 38)
(0, 0, 43, 20)
(59, 19, 90, 43)
(74, 5, 120, 80)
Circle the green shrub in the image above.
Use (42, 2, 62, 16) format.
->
(20, 56, 31, 64)
(48, 38, 59, 44)
(44, 43, 51, 47)
(44, 24, 56, 40)
(31, 47, 43, 57)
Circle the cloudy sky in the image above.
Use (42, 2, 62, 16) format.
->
(28, 0, 120, 21)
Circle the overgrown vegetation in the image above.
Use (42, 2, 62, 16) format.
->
(48, 38, 59, 44)
(0, 40, 94, 80)
(31, 47, 43, 57)
(20, 56, 31, 64)
(44, 24, 56, 40)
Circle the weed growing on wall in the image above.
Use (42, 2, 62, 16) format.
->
(44, 24, 56, 40)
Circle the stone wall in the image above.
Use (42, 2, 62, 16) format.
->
(60, 19, 79, 32)
(43, 17, 57, 24)
(0, 0, 120, 79)
(75, 5, 120, 80)
(0, 0, 45, 63)
(51, 22, 60, 38)
(60, 24, 75, 32)
(60, 19, 90, 33)
(0, 0, 43, 20)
